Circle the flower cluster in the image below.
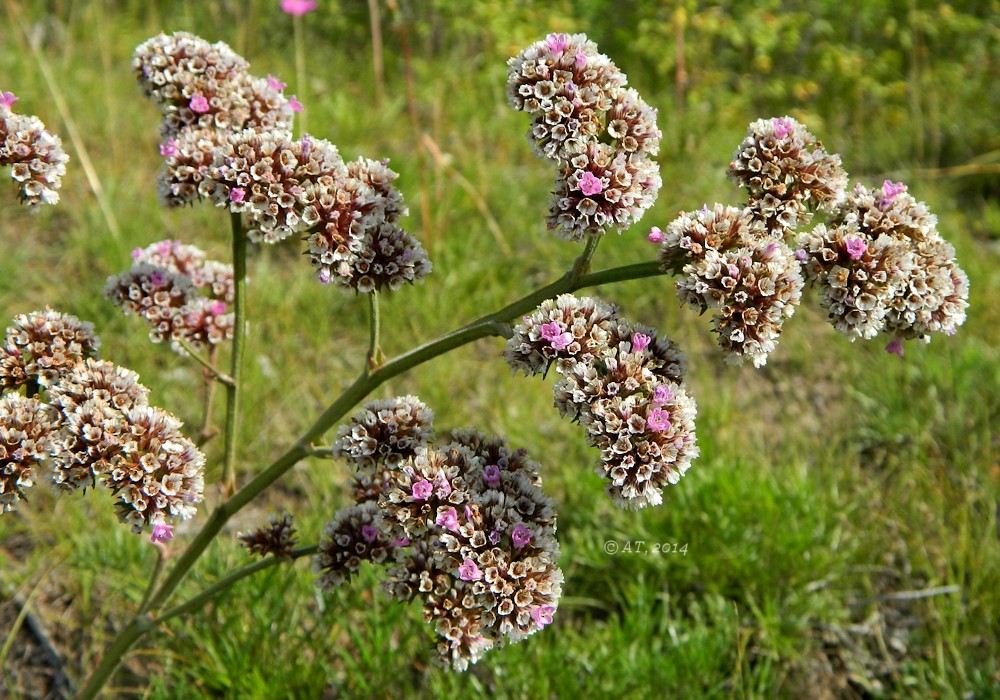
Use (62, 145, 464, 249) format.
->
(104, 239, 235, 350)
(133, 32, 296, 141)
(655, 205, 804, 367)
(0, 308, 101, 391)
(652, 117, 965, 363)
(797, 181, 969, 351)
(331, 395, 435, 503)
(0, 394, 54, 511)
(507, 34, 661, 240)
(0, 310, 205, 535)
(237, 513, 299, 558)
(314, 398, 562, 670)
(505, 294, 697, 508)
(728, 116, 848, 233)
(134, 32, 431, 296)
(0, 91, 69, 208)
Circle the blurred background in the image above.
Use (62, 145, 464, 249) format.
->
(1, 1, 998, 697)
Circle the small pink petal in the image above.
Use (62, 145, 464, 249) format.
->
(0, 91, 19, 109)
(647, 226, 665, 244)
(288, 95, 304, 112)
(360, 524, 379, 543)
(578, 171, 603, 196)
(885, 337, 905, 357)
(545, 33, 569, 53)
(632, 332, 651, 352)
(281, 0, 317, 15)
(266, 74, 287, 91)
(229, 187, 246, 203)
(189, 93, 210, 113)
(150, 523, 174, 543)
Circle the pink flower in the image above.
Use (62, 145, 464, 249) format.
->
(488, 530, 500, 545)
(458, 558, 483, 581)
(551, 332, 574, 351)
(412, 479, 433, 500)
(434, 474, 452, 496)
(652, 385, 674, 404)
(436, 507, 460, 532)
(189, 93, 210, 113)
(885, 337, 905, 357)
(646, 407, 671, 432)
(575, 48, 587, 70)
(131, 247, 143, 260)
(483, 464, 501, 487)
(530, 605, 555, 629)
(540, 322, 562, 341)
(288, 95, 304, 112)
(149, 271, 166, 287)
(0, 91, 18, 109)
(632, 332, 651, 352)
(281, 0, 317, 15)
(209, 301, 228, 315)
(647, 226, 664, 244)
(159, 138, 178, 157)
(772, 117, 795, 139)
(360, 524, 379, 543)
(845, 236, 867, 261)
(229, 187, 246, 203)
(545, 33, 569, 53)
(794, 249, 808, 262)
(266, 74, 287, 91)
(511, 524, 533, 548)
(578, 171, 603, 196)
(879, 180, 906, 210)
(392, 536, 410, 547)
(150, 523, 174, 543)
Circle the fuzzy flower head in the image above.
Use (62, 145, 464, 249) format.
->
(1, 103, 70, 208)
(728, 116, 848, 234)
(0, 309, 101, 392)
(46, 358, 150, 415)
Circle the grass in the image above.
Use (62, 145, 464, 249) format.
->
(1, 1, 998, 698)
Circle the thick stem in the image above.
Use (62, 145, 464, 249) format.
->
(79, 257, 665, 695)
(222, 212, 248, 493)
(76, 615, 155, 700)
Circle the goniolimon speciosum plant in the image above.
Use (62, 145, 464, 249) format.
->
(0, 29, 967, 695)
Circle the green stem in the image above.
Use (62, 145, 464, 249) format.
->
(77, 615, 155, 700)
(78, 257, 665, 695)
(222, 212, 248, 492)
(367, 289, 381, 369)
(137, 546, 166, 615)
(157, 546, 317, 625)
(177, 338, 235, 387)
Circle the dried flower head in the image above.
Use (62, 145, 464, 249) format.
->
(548, 143, 661, 240)
(313, 501, 392, 589)
(102, 405, 205, 533)
(133, 32, 294, 139)
(0, 395, 55, 512)
(237, 513, 298, 558)
(156, 128, 226, 207)
(504, 294, 619, 376)
(657, 205, 804, 366)
(46, 358, 150, 414)
(1, 97, 69, 208)
(0, 309, 101, 391)
(104, 263, 198, 344)
(728, 116, 848, 234)
(797, 181, 968, 347)
(48, 398, 129, 493)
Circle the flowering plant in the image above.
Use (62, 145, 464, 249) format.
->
(0, 29, 967, 696)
